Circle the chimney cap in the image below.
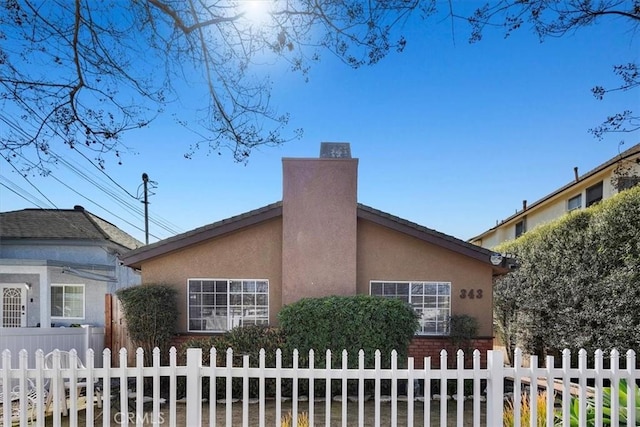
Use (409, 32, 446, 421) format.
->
(320, 142, 351, 159)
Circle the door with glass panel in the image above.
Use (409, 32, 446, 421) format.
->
(0, 284, 27, 327)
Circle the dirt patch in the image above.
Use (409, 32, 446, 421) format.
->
(52, 398, 486, 426)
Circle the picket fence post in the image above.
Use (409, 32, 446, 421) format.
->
(186, 348, 202, 426)
(627, 350, 637, 427)
(485, 350, 504, 426)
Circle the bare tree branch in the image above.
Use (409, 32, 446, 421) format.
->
(0, 0, 432, 172)
(455, 0, 639, 141)
(2, 0, 637, 173)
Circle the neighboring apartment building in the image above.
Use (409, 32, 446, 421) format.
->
(122, 143, 509, 365)
(469, 143, 640, 249)
(0, 206, 142, 329)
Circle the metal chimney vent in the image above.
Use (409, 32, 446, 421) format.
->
(320, 142, 351, 159)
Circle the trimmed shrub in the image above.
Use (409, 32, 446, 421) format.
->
(278, 294, 419, 368)
(115, 284, 178, 365)
(278, 295, 418, 396)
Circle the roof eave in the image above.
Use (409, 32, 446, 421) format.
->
(121, 203, 283, 268)
(121, 201, 502, 271)
(469, 143, 640, 242)
(356, 205, 497, 268)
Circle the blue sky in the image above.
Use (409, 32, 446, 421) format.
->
(1, 5, 638, 244)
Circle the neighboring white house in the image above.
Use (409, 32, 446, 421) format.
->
(469, 143, 640, 249)
(0, 205, 142, 329)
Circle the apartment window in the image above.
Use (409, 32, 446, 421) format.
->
(370, 281, 451, 335)
(616, 176, 640, 191)
(515, 220, 526, 238)
(567, 194, 582, 211)
(586, 181, 603, 207)
(188, 279, 269, 332)
(51, 284, 85, 319)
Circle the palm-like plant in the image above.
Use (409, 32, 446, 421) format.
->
(555, 379, 640, 426)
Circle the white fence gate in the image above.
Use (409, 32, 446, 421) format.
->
(1, 347, 638, 426)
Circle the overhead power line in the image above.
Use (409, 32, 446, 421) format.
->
(1, 112, 184, 240)
(0, 176, 51, 208)
(0, 152, 58, 209)
(49, 151, 184, 236)
(1, 151, 159, 239)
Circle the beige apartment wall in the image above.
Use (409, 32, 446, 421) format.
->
(525, 173, 613, 233)
(139, 218, 283, 332)
(356, 220, 494, 337)
(478, 169, 626, 249)
(478, 229, 508, 250)
(602, 169, 624, 199)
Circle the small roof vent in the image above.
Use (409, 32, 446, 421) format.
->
(73, 205, 85, 211)
(320, 142, 351, 159)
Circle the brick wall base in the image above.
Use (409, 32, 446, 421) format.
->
(170, 334, 199, 349)
(408, 337, 493, 369)
(170, 334, 494, 369)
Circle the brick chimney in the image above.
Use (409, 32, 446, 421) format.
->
(281, 143, 358, 305)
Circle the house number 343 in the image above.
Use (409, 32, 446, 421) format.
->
(459, 289, 483, 299)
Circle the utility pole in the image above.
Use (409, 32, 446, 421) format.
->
(142, 173, 149, 245)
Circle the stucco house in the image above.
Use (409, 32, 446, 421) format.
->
(0, 205, 142, 329)
(469, 142, 640, 249)
(121, 143, 507, 364)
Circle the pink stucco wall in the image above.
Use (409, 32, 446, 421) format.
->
(281, 158, 358, 305)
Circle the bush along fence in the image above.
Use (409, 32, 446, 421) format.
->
(1, 347, 639, 427)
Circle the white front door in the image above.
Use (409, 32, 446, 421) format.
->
(0, 284, 26, 327)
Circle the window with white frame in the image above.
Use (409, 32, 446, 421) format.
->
(567, 194, 582, 211)
(188, 279, 269, 332)
(51, 284, 85, 319)
(370, 281, 451, 335)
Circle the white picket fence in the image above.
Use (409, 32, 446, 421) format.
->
(1, 346, 638, 427)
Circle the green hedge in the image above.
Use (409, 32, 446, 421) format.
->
(115, 284, 178, 365)
(278, 294, 419, 369)
(494, 185, 640, 358)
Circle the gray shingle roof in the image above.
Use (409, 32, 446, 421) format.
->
(0, 206, 143, 251)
